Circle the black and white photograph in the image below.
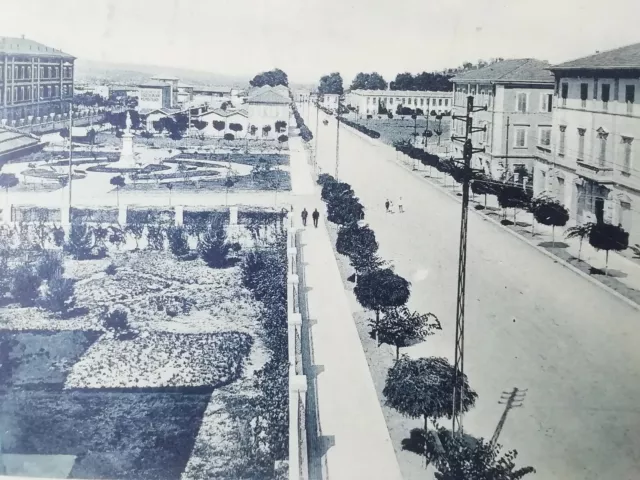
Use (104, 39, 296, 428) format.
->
(0, 1, 639, 479)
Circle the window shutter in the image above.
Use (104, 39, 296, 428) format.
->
(561, 83, 568, 99)
(602, 84, 610, 102)
(626, 85, 635, 103)
(580, 83, 588, 101)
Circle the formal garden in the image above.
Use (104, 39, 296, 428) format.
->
(0, 207, 290, 479)
(315, 173, 537, 479)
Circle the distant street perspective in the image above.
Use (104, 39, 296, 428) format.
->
(1, 1, 640, 479)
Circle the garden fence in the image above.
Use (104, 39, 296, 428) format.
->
(286, 212, 308, 480)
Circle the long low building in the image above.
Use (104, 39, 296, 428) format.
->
(0, 127, 44, 165)
(346, 89, 452, 116)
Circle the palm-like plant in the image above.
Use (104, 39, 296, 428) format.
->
(110, 175, 126, 208)
(565, 223, 593, 261)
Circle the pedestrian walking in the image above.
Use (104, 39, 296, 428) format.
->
(385, 199, 390, 213)
(312, 208, 320, 228)
(301, 208, 308, 227)
(398, 196, 404, 213)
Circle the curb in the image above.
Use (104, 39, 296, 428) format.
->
(338, 120, 640, 312)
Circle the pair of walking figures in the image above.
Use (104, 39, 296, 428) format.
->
(301, 208, 320, 227)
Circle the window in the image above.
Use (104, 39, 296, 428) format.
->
(597, 130, 608, 166)
(408, 98, 412, 105)
(39, 86, 43, 99)
(626, 85, 635, 114)
(516, 93, 527, 113)
(541, 93, 553, 112)
(559, 126, 566, 155)
(577, 128, 586, 160)
(439, 99, 443, 106)
(444, 99, 449, 106)
(601, 84, 610, 110)
(514, 127, 527, 147)
(389, 98, 393, 105)
(561, 83, 568, 106)
(580, 83, 588, 107)
(539, 127, 551, 146)
(367, 97, 370, 104)
(622, 137, 633, 173)
(420, 98, 424, 106)
(486, 122, 491, 146)
(557, 177, 565, 203)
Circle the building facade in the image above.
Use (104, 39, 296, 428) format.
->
(245, 87, 291, 139)
(451, 59, 555, 181)
(191, 108, 249, 138)
(542, 43, 640, 244)
(151, 75, 179, 107)
(346, 89, 452, 116)
(0, 36, 75, 125)
(137, 82, 172, 110)
(321, 93, 340, 110)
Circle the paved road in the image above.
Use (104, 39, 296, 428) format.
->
(308, 104, 640, 480)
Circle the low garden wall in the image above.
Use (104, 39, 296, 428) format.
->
(286, 212, 308, 480)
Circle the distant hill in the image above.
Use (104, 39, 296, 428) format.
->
(74, 59, 250, 87)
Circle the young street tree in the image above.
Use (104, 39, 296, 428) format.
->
(497, 184, 531, 223)
(354, 268, 411, 342)
(0, 173, 19, 207)
(530, 196, 569, 245)
(433, 433, 535, 480)
(376, 307, 442, 359)
(383, 356, 478, 466)
(588, 222, 629, 275)
(565, 223, 593, 261)
(109, 175, 126, 208)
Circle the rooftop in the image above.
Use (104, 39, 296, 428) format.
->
(138, 107, 183, 116)
(0, 36, 75, 59)
(450, 59, 554, 84)
(151, 74, 179, 81)
(350, 89, 452, 96)
(195, 108, 248, 118)
(138, 81, 171, 88)
(247, 86, 291, 105)
(192, 86, 233, 94)
(551, 42, 640, 70)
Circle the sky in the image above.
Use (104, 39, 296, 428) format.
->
(1, 0, 639, 85)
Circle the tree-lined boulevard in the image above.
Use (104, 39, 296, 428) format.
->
(305, 101, 640, 480)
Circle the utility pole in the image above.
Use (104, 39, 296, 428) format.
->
(490, 388, 527, 446)
(450, 95, 486, 435)
(335, 94, 341, 180)
(505, 116, 510, 183)
(68, 102, 73, 208)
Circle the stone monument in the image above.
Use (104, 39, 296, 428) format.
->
(117, 111, 135, 167)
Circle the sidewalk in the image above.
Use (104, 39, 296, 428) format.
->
(296, 203, 403, 480)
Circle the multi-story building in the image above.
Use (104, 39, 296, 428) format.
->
(543, 43, 640, 243)
(451, 59, 555, 180)
(321, 93, 340, 111)
(245, 86, 291, 139)
(346, 89, 452, 116)
(0, 36, 75, 125)
(137, 81, 173, 110)
(151, 75, 179, 107)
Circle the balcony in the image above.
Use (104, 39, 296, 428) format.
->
(575, 159, 613, 184)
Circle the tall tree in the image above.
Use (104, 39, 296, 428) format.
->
(109, 175, 126, 208)
(350, 72, 388, 91)
(390, 72, 415, 91)
(250, 68, 289, 87)
(318, 72, 344, 95)
(530, 196, 569, 245)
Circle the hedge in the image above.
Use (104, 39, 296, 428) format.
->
(12, 206, 61, 223)
(291, 103, 313, 142)
(127, 207, 175, 226)
(183, 209, 230, 227)
(339, 117, 381, 139)
(71, 207, 119, 224)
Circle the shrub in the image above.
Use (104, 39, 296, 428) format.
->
(223, 133, 235, 140)
(103, 305, 130, 336)
(41, 274, 75, 314)
(317, 173, 336, 186)
(277, 134, 288, 143)
(339, 117, 381, 139)
(105, 263, 118, 275)
(167, 226, 190, 258)
(36, 251, 64, 281)
(64, 224, 95, 260)
(12, 264, 42, 307)
(51, 226, 65, 247)
(146, 225, 165, 250)
(198, 223, 241, 268)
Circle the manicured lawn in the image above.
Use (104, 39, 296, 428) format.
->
(350, 116, 452, 146)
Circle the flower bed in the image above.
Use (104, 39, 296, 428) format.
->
(65, 331, 253, 389)
(171, 153, 289, 167)
(85, 163, 171, 174)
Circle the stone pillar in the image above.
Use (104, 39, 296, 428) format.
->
(118, 204, 127, 225)
(174, 205, 184, 226)
(229, 206, 238, 225)
(2, 203, 12, 224)
(60, 204, 70, 226)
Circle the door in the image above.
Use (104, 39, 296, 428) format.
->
(595, 197, 605, 224)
